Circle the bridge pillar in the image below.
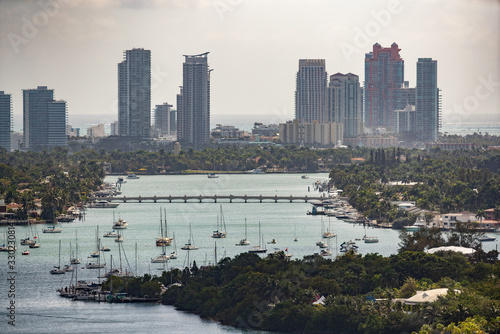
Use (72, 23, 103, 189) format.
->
(290, 195, 292, 203)
(138, 196, 142, 203)
(184, 195, 187, 203)
(275, 194, 278, 203)
(260, 195, 262, 203)
(304, 195, 308, 202)
(244, 195, 247, 203)
(230, 194, 232, 203)
(214, 195, 217, 203)
(123, 196, 126, 203)
(153, 195, 157, 203)
(168, 195, 172, 203)
(199, 195, 202, 203)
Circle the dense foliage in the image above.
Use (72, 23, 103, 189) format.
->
(0, 147, 104, 220)
(329, 148, 500, 220)
(159, 250, 500, 334)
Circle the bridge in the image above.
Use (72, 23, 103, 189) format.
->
(96, 194, 328, 203)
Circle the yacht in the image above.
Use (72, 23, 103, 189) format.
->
(247, 168, 264, 174)
(112, 218, 128, 229)
(207, 173, 219, 179)
(20, 237, 35, 246)
(363, 236, 379, 243)
(43, 226, 62, 233)
(127, 173, 140, 179)
(90, 200, 119, 209)
(151, 252, 170, 263)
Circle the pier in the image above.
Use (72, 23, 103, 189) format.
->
(95, 194, 326, 203)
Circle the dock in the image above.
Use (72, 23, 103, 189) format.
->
(94, 194, 326, 203)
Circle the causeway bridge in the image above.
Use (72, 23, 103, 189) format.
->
(96, 194, 329, 203)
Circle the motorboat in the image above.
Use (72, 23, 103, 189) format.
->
(478, 235, 497, 242)
(127, 173, 140, 179)
(20, 237, 35, 246)
(363, 236, 379, 243)
(101, 246, 111, 252)
(22, 250, 29, 255)
(90, 200, 119, 209)
(207, 173, 219, 179)
(43, 226, 62, 233)
(112, 219, 128, 229)
(103, 230, 119, 238)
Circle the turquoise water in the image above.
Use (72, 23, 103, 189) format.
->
(1, 173, 498, 333)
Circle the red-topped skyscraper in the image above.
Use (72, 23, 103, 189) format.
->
(364, 43, 404, 131)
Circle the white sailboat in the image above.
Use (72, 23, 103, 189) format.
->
(211, 205, 227, 238)
(156, 209, 172, 246)
(323, 218, 336, 238)
(248, 222, 267, 253)
(181, 223, 198, 250)
(86, 228, 105, 269)
(50, 240, 65, 274)
(236, 218, 250, 246)
(169, 232, 178, 259)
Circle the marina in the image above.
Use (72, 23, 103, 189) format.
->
(1, 173, 498, 333)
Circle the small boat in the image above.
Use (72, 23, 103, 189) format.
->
(267, 239, 277, 244)
(127, 173, 140, 179)
(169, 232, 178, 259)
(301, 175, 309, 179)
(20, 237, 35, 246)
(181, 224, 199, 250)
(101, 246, 111, 252)
(103, 230, 118, 238)
(57, 214, 75, 223)
(85, 262, 105, 269)
(207, 173, 219, 179)
(151, 252, 170, 263)
(363, 236, 379, 243)
(320, 249, 332, 256)
(22, 250, 29, 255)
(112, 218, 128, 229)
(478, 235, 497, 242)
(43, 226, 62, 233)
(246, 168, 264, 174)
(63, 264, 75, 272)
(29, 243, 40, 248)
(89, 252, 100, 258)
(236, 218, 250, 246)
(115, 234, 124, 243)
(317, 241, 328, 249)
(248, 222, 267, 254)
(211, 205, 227, 238)
(50, 240, 65, 275)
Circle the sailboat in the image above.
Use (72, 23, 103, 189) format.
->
(211, 205, 227, 238)
(207, 159, 219, 178)
(50, 240, 65, 274)
(63, 242, 75, 272)
(323, 218, 336, 238)
(70, 231, 81, 264)
(236, 218, 250, 246)
(86, 228, 105, 269)
(152, 210, 170, 263)
(294, 224, 298, 242)
(248, 222, 267, 253)
(156, 209, 172, 246)
(21, 225, 36, 246)
(29, 226, 40, 248)
(42, 222, 62, 233)
(169, 232, 178, 259)
(181, 223, 198, 250)
(362, 222, 379, 243)
(115, 231, 124, 243)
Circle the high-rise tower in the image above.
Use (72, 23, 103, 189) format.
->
(0, 91, 12, 151)
(23, 86, 67, 151)
(118, 48, 151, 138)
(177, 52, 211, 146)
(295, 59, 328, 123)
(327, 73, 363, 139)
(364, 43, 404, 131)
(416, 58, 440, 141)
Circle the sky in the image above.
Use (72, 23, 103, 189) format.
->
(0, 0, 499, 130)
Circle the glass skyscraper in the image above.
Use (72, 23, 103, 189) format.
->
(416, 58, 440, 142)
(23, 86, 67, 151)
(118, 48, 151, 138)
(0, 91, 12, 151)
(177, 52, 211, 146)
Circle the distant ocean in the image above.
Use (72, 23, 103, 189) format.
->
(11, 113, 500, 136)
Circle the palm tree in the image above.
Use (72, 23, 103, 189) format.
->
(476, 209, 486, 224)
(494, 205, 500, 221)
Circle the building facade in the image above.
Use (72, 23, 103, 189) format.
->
(295, 59, 328, 123)
(327, 73, 363, 139)
(177, 52, 211, 146)
(416, 58, 440, 142)
(23, 86, 67, 151)
(87, 124, 105, 138)
(154, 103, 173, 137)
(118, 48, 151, 138)
(279, 120, 343, 146)
(364, 43, 404, 131)
(0, 91, 12, 151)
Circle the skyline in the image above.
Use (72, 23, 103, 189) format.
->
(0, 0, 499, 130)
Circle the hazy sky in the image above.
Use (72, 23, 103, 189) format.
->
(1, 0, 499, 129)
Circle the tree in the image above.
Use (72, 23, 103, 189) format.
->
(476, 209, 486, 224)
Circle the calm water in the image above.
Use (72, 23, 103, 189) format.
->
(1, 173, 498, 333)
